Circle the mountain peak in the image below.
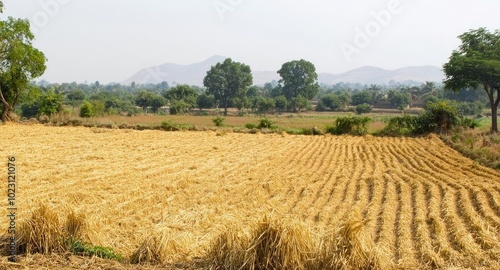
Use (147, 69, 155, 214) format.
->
(123, 58, 444, 86)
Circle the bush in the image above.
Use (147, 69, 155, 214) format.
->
(169, 100, 190, 115)
(20, 102, 40, 118)
(160, 120, 179, 131)
(418, 101, 459, 134)
(79, 102, 94, 118)
(458, 117, 481, 129)
(70, 240, 122, 261)
(212, 117, 225, 127)
(380, 115, 420, 136)
(327, 116, 371, 135)
(274, 95, 288, 112)
(245, 123, 257, 129)
(356, 103, 372, 114)
(257, 97, 276, 113)
(457, 101, 484, 116)
(257, 118, 274, 129)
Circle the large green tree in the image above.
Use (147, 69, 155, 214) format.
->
(0, 17, 47, 122)
(134, 90, 165, 113)
(277, 59, 319, 112)
(443, 28, 500, 133)
(163, 84, 198, 109)
(203, 58, 253, 116)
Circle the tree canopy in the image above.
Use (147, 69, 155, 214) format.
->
(163, 84, 198, 109)
(443, 28, 500, 132)
(0, 17, 47, 122)
(203, 58, 253, 116)
(277, 59, 319, 112)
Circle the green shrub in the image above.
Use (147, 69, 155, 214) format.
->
(381, 115, 420, 136)
(257, 118, 274, 129)
(355, 103, 372, 114)
(160, 120, 179, 131)
(79, 102, 94, 118)
(70, 240, 122, 261)
(212, 117, 225, 127)
(328, 116, 371, 135)
(458, 117, 481, 129)
(418, 101, 459, 134)
(245, 123, 257, 129)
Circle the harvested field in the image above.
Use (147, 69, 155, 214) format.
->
(0, 124, 499, 269)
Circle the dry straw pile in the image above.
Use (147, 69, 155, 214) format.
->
(0, 125, 498, 269)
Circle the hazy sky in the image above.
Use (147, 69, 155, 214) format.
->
(2, 0, 499, 84)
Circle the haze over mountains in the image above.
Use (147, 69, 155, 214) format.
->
(123, 55, 444, 87)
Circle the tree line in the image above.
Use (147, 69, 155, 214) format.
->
(0, 4, 498, 132)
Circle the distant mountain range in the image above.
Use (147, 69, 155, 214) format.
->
(122, 56, 444, 86)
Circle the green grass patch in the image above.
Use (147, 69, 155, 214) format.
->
(70, 239, 123, 261)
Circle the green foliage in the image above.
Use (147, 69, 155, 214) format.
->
(277, 59, 319, 112)
(380, 115, 420, 136)
(443, 27, 500, 132)
(233, 96, 250, 111)
(79, 101, 94, 118)
(418, 101, 459, 134)
(456, 101, 484, 116)
(327, 116, 371, 136)
(317, 94, 341, 111)
(274, 95, 288, 112)
(355, 103, 372, 114)
(212, 117, 225, 127)
(293, 95, 311, 111)
(135, 90, 165, 113)
(458, 117, 481, 129)
(245, 123, 257, 129)
(351, 91, 372, 106)
(257, 97, 276, 113)
(20, 102, 40, 118)
(388, 89, 410, 110)
(203, 58, 253, 116)
(39, 90, 63, 116)
(169, 100, 190, 115)
(197, 93, 215, 110)
(0, 17, 47, 122)
(70, 239, 122, 261)
(90, 100, 105, 116)
(66, 90, 85, 103)
(257, 118, 274, 129)
(149, 94, 166, 113)
(164, 84, 198, 109)
(160, 120, 179, 131)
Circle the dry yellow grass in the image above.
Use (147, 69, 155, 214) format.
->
(0, 124, 499, 269)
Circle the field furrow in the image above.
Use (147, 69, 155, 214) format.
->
(0, 125, 499, 269)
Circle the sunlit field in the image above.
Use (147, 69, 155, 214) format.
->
(0, 124, 499, 269)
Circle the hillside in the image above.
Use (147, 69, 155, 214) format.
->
(123, 56, 444, 86)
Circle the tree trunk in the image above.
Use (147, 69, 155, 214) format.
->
(492, 105, 498, 133)
(1, 108, 7, 122)
(485, 86, 499, 133)
(1, 106, 14, 122)
(223, 98, 228, 116)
